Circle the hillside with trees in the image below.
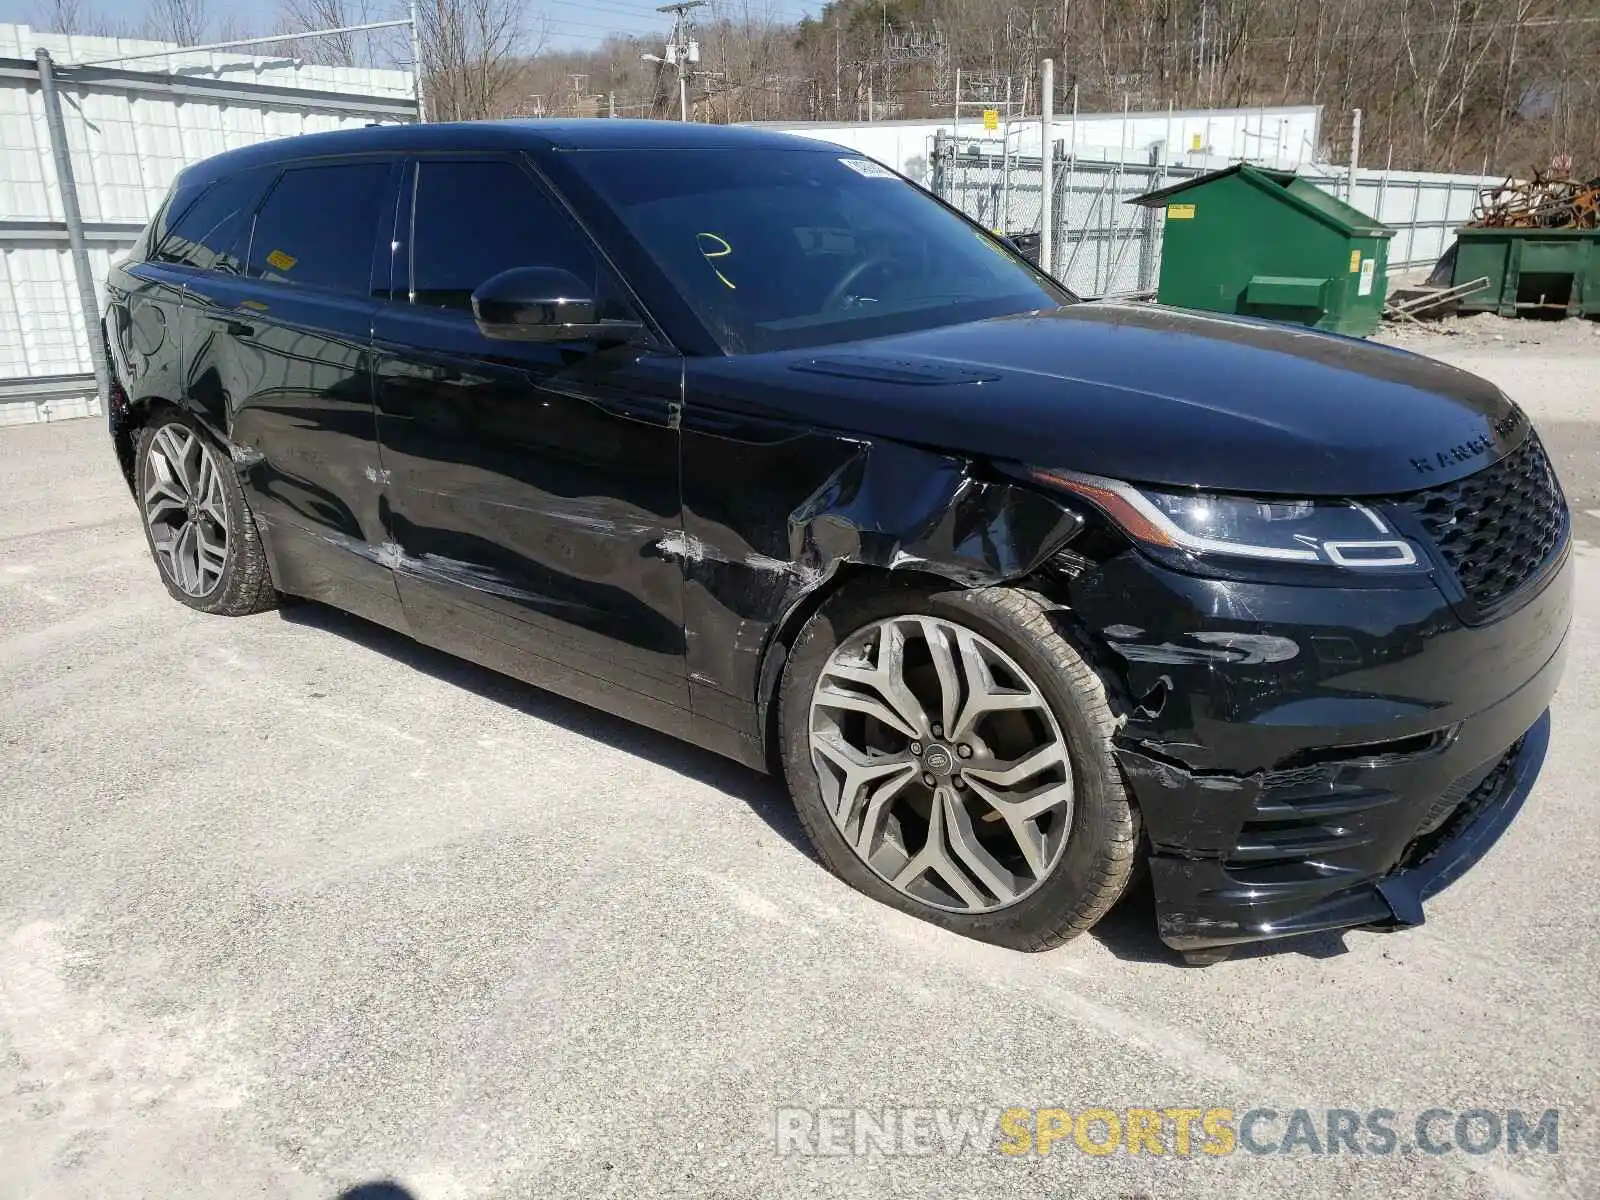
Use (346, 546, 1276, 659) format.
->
(29, 0, 1600, 174)
(525, 0, 1600, 175)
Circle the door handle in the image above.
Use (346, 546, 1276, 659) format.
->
(204, 315, 255, 337)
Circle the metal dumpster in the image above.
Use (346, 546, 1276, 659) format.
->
(1130, 164, 1395, 337)
(1453, 228, 1600, 317)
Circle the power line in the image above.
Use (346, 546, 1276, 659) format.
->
(643, 1, 705, 121)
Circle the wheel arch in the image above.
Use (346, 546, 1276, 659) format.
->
(756, 563, 956, 774)
(108, 368, 232, 498)
(746, 450, 1089, 774)
(104, 290, 237, 494)
(112, 391, 193, 494)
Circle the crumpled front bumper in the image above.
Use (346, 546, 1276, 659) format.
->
(1060, 535, 1572, 955)
(1128, 710, 1551, 952)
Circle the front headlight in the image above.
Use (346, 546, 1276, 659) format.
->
(1032, 468, 1421, 570)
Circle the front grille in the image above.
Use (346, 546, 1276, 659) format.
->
(1397, 435, 1565, 610)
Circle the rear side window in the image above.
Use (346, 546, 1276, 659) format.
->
(409, 159, 599, 311)
(153, 170, 266, 273)
(143, 177, 206, 261)
(247, 162, 389, 296)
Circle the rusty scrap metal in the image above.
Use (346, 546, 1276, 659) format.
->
(1472, 169, 1600, 230)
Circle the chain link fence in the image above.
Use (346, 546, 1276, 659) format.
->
(929, 132, 1491, 299)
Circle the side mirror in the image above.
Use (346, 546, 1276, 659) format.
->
(470, 266, 643, 345)
(1000, 232, 1042, 267)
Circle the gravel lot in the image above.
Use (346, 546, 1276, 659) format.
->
(2, 327, 1597, 1199)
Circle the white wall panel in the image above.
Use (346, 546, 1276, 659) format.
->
(0, 22, 415, 421)
(749, 106, 1326, 183)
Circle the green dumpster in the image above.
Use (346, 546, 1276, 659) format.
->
(1129, 164, 1395, 337)
(1453, 227, 1600, 317)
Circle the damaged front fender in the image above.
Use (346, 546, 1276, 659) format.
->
(672, 420, 1083, 755)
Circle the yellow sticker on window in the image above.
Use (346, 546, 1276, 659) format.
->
(1350, 249, 1362, 273)
(265, 249, 297, 272)
(1167, 203, 1196, 219)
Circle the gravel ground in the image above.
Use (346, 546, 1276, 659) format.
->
(1376, 310, 1600, 357)
(2, 336, 1598, 1199)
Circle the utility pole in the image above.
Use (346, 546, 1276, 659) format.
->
(649, 1, 705, 122)
(407, 0, 426, 122)
(1041, 58, 1054, 278)
(834, 19, 841, 119)
(880, 0, 890, 103)
(1061, 0, 1069, 80)
(1348, 107, 1363, 202)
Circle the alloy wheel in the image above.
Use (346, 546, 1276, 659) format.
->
(143, 423, 230, 597)
(808, 616, 1074, 913)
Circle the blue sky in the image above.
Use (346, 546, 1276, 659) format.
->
(1, 0, 819, 52)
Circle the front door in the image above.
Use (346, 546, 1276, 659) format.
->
(371, 155, 686, 709)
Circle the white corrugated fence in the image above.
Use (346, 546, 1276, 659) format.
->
(0, 22, 415, 425)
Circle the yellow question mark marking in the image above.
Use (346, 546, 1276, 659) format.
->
(696, 232, 737, 290)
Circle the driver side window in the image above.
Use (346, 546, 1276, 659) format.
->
(409, 159, 627, 317)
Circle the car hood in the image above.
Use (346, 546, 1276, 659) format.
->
(685, 303, 1527, 496)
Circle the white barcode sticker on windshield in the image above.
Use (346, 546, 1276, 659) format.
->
(840, 157, 897, 179)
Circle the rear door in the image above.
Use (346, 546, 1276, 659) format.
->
(371, 154, 687, 707)
(106, 175, 223, 436)
(147, 165, 272, 425)
(184, 157, 404, 628)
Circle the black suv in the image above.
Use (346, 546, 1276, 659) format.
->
(104, 121, 1571, 961)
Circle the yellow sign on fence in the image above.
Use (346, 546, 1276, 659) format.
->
(983, 109, 999, 131)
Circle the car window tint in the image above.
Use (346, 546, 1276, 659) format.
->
(410, 160, 599, 312)
(567, 149, 1065, 354)
(147, 177, 205, 255)
(247, 163, 389, 296)
(152, 170, 265, 273)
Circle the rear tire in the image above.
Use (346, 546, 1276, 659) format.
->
(135, 410, 277, 616)
(778, 578, 1138, 951)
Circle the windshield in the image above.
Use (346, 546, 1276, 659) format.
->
(566, 148, 1069, 354)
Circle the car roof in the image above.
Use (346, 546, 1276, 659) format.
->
(180, 119, 842, 182)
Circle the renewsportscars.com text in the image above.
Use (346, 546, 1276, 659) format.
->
(774, 1106, 1559, 1158)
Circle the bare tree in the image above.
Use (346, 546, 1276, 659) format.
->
(34, 0, 89, 34)
(416, 0, 543, 120)
(278, 0, 377, 67)
(34, 0, 133, 35)
(143, 0, 209, 44)
(360, 0, 1600, 171)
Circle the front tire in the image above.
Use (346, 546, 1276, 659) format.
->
(135, 411, 277, 616)
(778, 580, 1138, 950)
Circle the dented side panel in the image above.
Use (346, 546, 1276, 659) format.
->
(674, 396, 1084, 752)
(371, 312, 691, 705)
(174, 255, 408, 632)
